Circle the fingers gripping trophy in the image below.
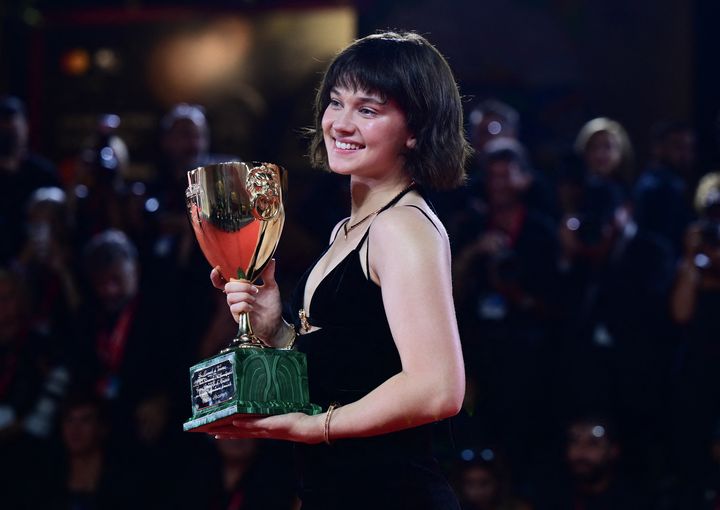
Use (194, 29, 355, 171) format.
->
(183, 162, 320, 433)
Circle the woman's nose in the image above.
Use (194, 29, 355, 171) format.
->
(331, 108, 354, 134)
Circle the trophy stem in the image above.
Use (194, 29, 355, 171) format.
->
(225, 312, 264, 351)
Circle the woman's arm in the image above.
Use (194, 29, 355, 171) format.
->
(328, 207, 465, 437)
(217, 207, 465, 443)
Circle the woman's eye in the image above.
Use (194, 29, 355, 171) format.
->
(328, 98, 342, 108)
(359, 107, 376, 116)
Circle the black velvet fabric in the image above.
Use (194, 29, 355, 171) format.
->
(290, 202, 460, 510)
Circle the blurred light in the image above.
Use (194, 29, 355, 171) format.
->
(488, 120, 503, 135)
(460, 449, 475, 461)
(566, 217, 581, 231)
(95, 48, 121, 73)
(100, 147, 115, 162)
(131, 182, 146, 196)
(75, 184, 89, 199)
(593, 324, 613, 347)
(480, 448, 495, 461)
(148, 19, 251, 104)
(102, 114, 121, 130)
(32, 187, 66, 204)
(145, 198, 160, 213)
(591, 425, 606, 438)
(61, 48, 90, 76)
(694, 253, 711, 269)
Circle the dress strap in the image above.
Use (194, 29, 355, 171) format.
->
(361, 201, 440, 280)
(354, 183, 417, 253)
(402, 204, 441, 233)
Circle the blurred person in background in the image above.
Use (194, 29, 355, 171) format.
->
(0, 270, 69, 442)
(70, 230, 180, 438)
(634, 121, 697, 257)
(0, 270, 70, 507)
(472, 99, 556, 220)
(13, 187, 81, 342)
(20, 393, 138, 510)
(181, 438, 297, 510)
(533, 415, 650, 510)
(555, 175, 675, 476)
(573, 117, 634, 202)
(0, 95, 60, 264)
(69, 114, 129, 246)
(671, 171, 720, 324)
(125, 389, 215, 510)
(456, 452, 531, 510)
(440, 99, 556, 233)
(469, 99, 520, 153)
(669, 171, 720, 491)
(149, 102, 235, 212)
(432, 98, 516, 229)
(452, 137, 559, 485)
(142, 103, 238, 359)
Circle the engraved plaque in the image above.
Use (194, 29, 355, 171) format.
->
(191, 354, 236, 414)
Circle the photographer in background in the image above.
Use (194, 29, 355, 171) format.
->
(453, 138, 559, 486)
(533, 415, 650, 510)
(671, 171, 720, 324)
(556, 175, 675, 478)
(634, 121, 697, 258)
(0, 96, 60, 264)
(669, 172, 720, 488)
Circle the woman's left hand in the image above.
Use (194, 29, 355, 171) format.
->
(212, 412, 324, 444)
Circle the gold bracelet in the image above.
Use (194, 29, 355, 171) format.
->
(324, 402, 341, 445)
(273, 321, 296, 350)
(282, 322, 297, 350)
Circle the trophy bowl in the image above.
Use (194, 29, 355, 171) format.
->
(183, 162, 320, 433)
(186, 161, 284, 348)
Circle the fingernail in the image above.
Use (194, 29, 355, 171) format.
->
(251, 286, 259, 294)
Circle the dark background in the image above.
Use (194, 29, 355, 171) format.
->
(2, 0, 719, 179)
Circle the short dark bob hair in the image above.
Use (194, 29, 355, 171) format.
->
(309, 31, 471, 191)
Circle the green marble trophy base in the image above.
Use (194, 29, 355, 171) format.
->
(183, 347, 321, 434)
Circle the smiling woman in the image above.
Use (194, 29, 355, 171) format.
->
(211, 31, 471, 509)
(309, 31, 471, 191)
(320, 87, 414, 180)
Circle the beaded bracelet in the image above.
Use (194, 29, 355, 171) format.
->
(324, 402, 341, 445)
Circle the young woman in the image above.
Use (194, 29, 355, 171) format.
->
(212, 31, 471, 509)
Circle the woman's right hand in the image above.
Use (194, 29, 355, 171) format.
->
(210, 259, 283, 342)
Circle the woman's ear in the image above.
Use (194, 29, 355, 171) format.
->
(406, 136, 417, 149)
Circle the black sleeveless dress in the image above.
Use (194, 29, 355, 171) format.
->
(290, 200, 460, 510)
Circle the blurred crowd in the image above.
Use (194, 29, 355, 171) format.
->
(1, 93, 719, 510)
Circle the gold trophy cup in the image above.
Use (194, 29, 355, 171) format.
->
(183, 162, 320, 433)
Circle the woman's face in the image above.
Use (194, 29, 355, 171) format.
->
(321, 85, 415, 180)
(585, 131, 622, 177)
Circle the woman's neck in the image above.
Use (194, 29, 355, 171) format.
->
(349, 174, 413, 219)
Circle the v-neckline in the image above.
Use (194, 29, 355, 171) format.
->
(299, 183, 419, 324)
(302, 219, 366, 321)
